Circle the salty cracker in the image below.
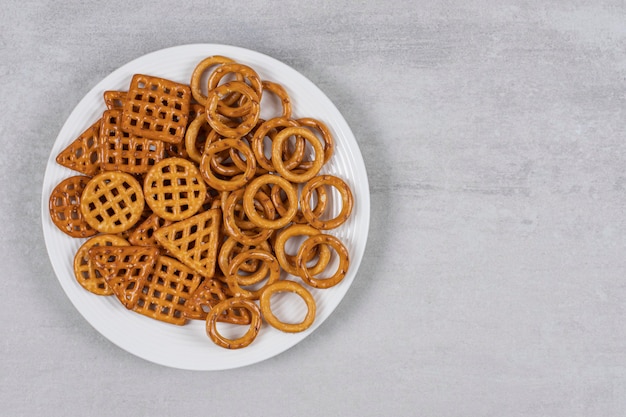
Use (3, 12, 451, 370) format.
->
(103, 90, 127, 110)
(132, 255, 202, 326)
(88, 245, 160, 309)
(49, 175, 98, 238)
(143, 157, 207, 221)
(79, 171, 145, 234)
(99, 109, 165, 174)
(121, 74, 191, 144)
(128, 212, 173, 248)
(55, 119, 102, 177)
(153, 208, 221, 279)
(73, 234, 130, 296)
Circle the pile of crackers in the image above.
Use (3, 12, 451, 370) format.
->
(48, 56, 353, 349)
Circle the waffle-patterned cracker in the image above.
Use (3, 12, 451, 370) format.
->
(89, 245, 160, 309)
(79, 171, 145, 234)
(121, 74, 191, 144)
(103, 90, 127, 110)
(49, 175, 98, 238)
(133, 255, 202, 325)
(143, 157, 207, 221)
(99, 109, 165, 174)
(128, 213, 173, 248)
(55, 119, 102, 177)
(153, 208, 221, 279)
(73, 234, 130, 296)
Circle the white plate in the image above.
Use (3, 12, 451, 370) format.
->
(41, 44, 370, 370)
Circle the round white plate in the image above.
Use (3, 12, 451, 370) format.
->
(41, 44, 370, 370)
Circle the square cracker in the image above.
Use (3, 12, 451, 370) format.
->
(121, 74, 191, 144)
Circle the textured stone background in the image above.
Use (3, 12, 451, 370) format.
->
(2, 1, 626, 416)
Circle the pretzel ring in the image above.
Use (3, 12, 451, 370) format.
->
(297, 117, 334, 164)
(207, 64, 260, 118)
(243, 174, 297, 229)
(190, 55, 235, 106)
(184, 112, 210, 164)
(271, 127, 325, 183)
(296, 234, 349, 289)
(223, 188, 275, 246)
(200, 138, 257, 191)
(226, 249, 280, 299)
(203, 129, 246, 177)
(218, 236, 272, 278)
(206, 81, 260, 138)
(259, 280, 316, 333)
(251, 117, 305, 172)
(271, 179, 328, 224)
(273, 224, 331, 276)
(300, 175, 353, 230)
(205, 297, 262, 349)
(262, 80, 292, 119)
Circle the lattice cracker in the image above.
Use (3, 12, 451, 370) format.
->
(55, 118, 102, 177)
(89, 245, 160, 309)
(79, 171, 145, 234)
(121, 74, 191, 144)
(49, 175, 98, 238)
(103, 90, 127, 110)
(99, 109, 165, 174)
(133, 255, 202, 325)
(153, 208, 221, 279)
(143, 157, 207, 221)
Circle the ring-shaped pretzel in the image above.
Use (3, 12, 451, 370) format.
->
(202, 129, 246, 177)
(206, 81, 260, 138)
(243, 174, 297, 229)
(207, 63, 263, 102)
(300, 175, 353, 230)
(262, 80, 292, 119)
(272, 180, 328, 224)
(273, 224, 331, 276)
(205, 297, 262, 349)
(218, 236, 272, 278)
(190, 55, 236, 106)
(251, 117, 306, 172)
(223, 188, 275, 246)
(207, 63, 262, 118)
(184, 113, 210, 164)
(297, 117, 334, 165)
(226, 249, 281, 299)
(227, 187, 272, 231)
(296, 234, 349, 289)
(272, 127, 325, 183)
(259, 280, 316, 333)
(200, 138, 256, 191)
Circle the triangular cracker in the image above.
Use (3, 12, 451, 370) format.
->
(88, 245, 159, 309)
(153, 208, 221, 279)
(55, 118, 102, 176)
